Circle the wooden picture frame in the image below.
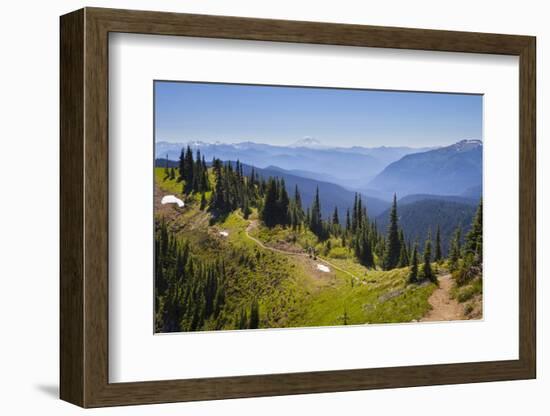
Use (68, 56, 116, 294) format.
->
(60, 7, 536, 408)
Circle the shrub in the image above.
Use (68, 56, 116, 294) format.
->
(328, 247, 349, 259)
(453, 253, 481, 286)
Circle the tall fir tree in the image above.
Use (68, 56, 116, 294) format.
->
(249, 299, 260, 329)
(332, 206, 340, 225)
(183, 145, 194, 192)
(382, 194, 401, 270)
(351, 192, 359, 233)
(355, 226, 374, 268)
(277, 178, 290, 225)
(465, 199, 483, 264)
(309, 187, 323, 237)
(408, 242, 419, 283)
(261, 178, 279, 228)
(357, 195, 363, 227)
(398, 229, 409, 267)
(178, 148, 185, 181)
(294, 185, 303, 212)
(422, 232, 435, 282)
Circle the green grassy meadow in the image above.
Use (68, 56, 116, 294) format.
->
(155, 167, 438, 331)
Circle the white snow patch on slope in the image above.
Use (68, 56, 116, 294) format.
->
(161, 195, 184, 208)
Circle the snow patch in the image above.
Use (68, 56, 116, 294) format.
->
(316, 264, 330, 273)
(161, 195, 184, 208)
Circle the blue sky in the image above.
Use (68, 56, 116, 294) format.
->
(155, 81, 482, 148)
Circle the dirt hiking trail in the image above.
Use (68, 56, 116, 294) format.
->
(421, 274, 466, 322)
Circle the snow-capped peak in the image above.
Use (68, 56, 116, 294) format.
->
(291, 137, 323, 148)
(450, 139, 482, 151)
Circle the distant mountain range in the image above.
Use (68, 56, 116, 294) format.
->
(156, 158, 390, 218)
(368, 139, 482, 198)
(155, 140, 433, 190)
(156, 139, 482, 245)
(398, 193, 478, 207)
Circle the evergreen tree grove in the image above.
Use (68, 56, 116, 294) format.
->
(354, 225, 374, 268)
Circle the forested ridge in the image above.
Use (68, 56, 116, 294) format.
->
(155, 146, 483, 332)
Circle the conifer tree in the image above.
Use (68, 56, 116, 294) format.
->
(290, 185, 304, 229)
(355, 226, 374, 268)
(345, 208, 351, 232)
(163, 154, 169, 179)
(382, 194, 401, 270)
(277, 178, 290, 225)
(294, 185, 302, 211)
(210, 158, 225, 213)
(332, 206, 340, 225)
(178, 148, 185, 181)
(237, 308, 248, 330)
(408, 243, 419, 283)
(341, 308, 350, 325)
(201, 156, 210, 191)
(249, 299, 260, 329)
(398, 229, 409, 267)
(422, 232, 435, 282)
(448, 226, 461, 271)
(352, 193, 358, 232)
(357, 195, 363, 227)
(261, 178, 279, 227)
(242, 195, 251, 219)
(309, 187, 323, 237)
(465, 199, 483, 264)
(182, 145, 194, 192)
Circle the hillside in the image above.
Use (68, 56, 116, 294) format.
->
(155, 159, 391, 218)
(368, 139, 482, 197)
(376, 199, 477, 256)
(250, 164, 391, 218)
(398, 193, 478, 206)
(154, 167, 439, 332)
(155, 141, 434, 189)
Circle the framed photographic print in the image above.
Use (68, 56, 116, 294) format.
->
(60, 7, 536, 408)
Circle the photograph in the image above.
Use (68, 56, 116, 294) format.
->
(153, 81, 483, 333)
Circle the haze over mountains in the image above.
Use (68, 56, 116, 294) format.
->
(156, 138, 482, 253)
(156, 139, 481, 197)
(368, 139, 482, 198)
(156, 139, 435, 190)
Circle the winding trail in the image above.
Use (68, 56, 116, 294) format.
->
(420, 274, 466, 322)
(244, 220, 361, 282)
